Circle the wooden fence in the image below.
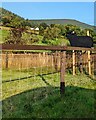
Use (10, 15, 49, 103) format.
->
(1, 44, 96, 95)
(1, 52, 95, 75)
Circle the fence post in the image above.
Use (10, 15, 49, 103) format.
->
(73, 50, 75, 75)
(60, 51, 66, 95)
(79, 51, 83, 73)
(88, 51, 91, 75)
(87, 30, 91, 75)
(94, 55, 96, 77)
(87, 30, 90, 36)
(5, 52, 8, 69)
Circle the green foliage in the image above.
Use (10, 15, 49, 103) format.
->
(64, 24, 82, 35)
(42, 25, 61, 45)
(39, 22, 49, 35)
(58, 38, 70, 46)
(5, 28, 26, 44)
(22, 32, 40, 44)
(0, 29, 9, 43)
(1, 17, 10, 26)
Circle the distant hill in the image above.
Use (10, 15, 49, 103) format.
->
(29, 19, 94, 29)
(0, 7, 95, 30)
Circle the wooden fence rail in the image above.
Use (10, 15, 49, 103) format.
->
(0, 44, 96, 51)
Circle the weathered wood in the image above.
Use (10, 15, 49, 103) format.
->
(0, 44, 96, 51)
(88, 51, 91, 75)
(94, 55, 96, 77)
(73, 50, 75, 75)
(87, 30, 91, 75)
(60, 51, 66, 95)
(87, 30, 90, 36)
(5, 52, 8, 69)
(79, 51, 83, 73)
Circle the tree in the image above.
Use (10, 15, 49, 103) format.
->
(2, 17, 10, 26)
(5, 28, 26, 44)
(42, 26, 61, 45)
(22, 32, 39, 44)
(64, 24, 82, 35)
(39, 22, 49, 35)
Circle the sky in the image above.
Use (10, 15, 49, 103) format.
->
(1, 2, 94, 25)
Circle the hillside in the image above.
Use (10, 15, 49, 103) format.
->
(0, 7, 30, 28)
(29, 19, 94, 29)
(0, 7, 24, 20)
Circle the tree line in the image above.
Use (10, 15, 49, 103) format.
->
(4, 23, 96, 47)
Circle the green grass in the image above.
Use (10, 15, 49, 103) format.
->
(0, 29, 9, 43)
(2, 68, 96, 119)
(2, 67, 57, 82)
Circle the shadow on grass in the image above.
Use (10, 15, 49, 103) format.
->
(2, 85, 95, 119)
(86, 75, 96, 81)
(80, 68, 96, 81)
(39, 74, 52, 86)
(2, 71, 59, 83)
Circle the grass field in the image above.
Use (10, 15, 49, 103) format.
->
(2, 68, 96, 119)
(0, 29, 9, 43)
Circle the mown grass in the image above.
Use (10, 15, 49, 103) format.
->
(2, 67, 96, 119)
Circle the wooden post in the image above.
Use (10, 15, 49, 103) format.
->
(94, 55, 96, 77)
(87, 30, 90, 36)
(6, 52, 8, 69)
(83, 52, 87, 74)
(88, 51, 91, 75)
(79, 51, 83, 73)
(87, 30, 91, 75)
(73, 50, 75, 75)
(60, 51, 66, 95)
